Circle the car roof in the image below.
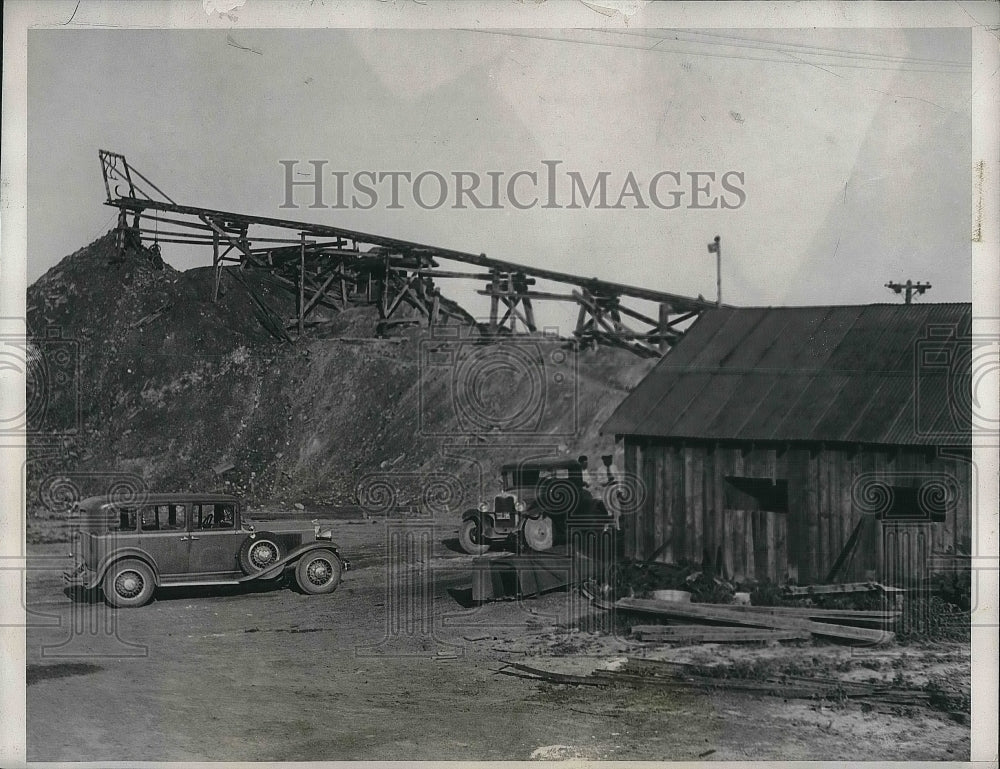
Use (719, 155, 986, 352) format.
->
(76, 493, 240, 511)
(500, 458, 583, 472)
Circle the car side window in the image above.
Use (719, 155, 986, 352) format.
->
(113, 507, 138, 531)
(215, 504, 234, 529)
(193, 504, 235, 530)
(192, 504, 210, 529)
(139, 506, 159, 531)
(162, 504, 186, 531)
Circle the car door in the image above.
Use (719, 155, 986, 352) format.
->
(136, 503, 189, 579)
(186, 502, 245, 579)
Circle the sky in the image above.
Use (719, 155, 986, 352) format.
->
(26, 27, 974, 325)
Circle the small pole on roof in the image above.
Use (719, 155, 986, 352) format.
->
(884, 279, 932, 304)
(707, 236, 722, 306)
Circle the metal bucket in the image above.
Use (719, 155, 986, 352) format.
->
(650, 589, 691, 603)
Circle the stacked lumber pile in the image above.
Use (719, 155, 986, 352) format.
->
(498, 658, 933, 709)
(612, 596, 899, 645)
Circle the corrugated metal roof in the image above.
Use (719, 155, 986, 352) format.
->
(602, 303, 972, 446)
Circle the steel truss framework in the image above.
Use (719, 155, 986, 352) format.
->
(100, 150, 721, 355)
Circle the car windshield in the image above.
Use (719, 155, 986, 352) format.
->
(503, 467, 571, 490)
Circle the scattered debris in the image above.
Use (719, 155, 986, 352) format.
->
(499, 658, 934, 710)
(471, 551, 603, 603)
(613, 597, 895, 645)
(130, 303, 170, 329)
(530, 745, 588, 761)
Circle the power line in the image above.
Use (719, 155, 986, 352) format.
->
(639, 28, 971, 68)
(611, 29, 972, 73)
(463, 29, 970, 74)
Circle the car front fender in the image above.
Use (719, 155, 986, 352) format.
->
(237, 541, 347, 583)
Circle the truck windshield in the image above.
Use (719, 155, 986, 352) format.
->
(505, 467, 571, 489)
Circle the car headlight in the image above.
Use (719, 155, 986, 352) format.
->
(478, 502, 490, 513)
(316, 528, 334, 540)
(515, 501, 526, 512)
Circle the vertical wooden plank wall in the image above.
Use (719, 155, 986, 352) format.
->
(619, 438, 970, 585)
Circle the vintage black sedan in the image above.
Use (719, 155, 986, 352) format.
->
(64, 493, 349, 607)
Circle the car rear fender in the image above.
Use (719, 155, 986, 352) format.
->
(238, 541, 345, 583)
(94, 549, 160, 587)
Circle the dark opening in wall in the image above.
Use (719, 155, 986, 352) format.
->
(724, 477, 788, 513)
(880, 485, 947, 522)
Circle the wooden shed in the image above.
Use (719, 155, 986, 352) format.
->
(602, 303, 973, 586)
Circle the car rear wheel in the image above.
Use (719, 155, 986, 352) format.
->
(103, 559, 155, 608)
(522, 515, 554, 552)
(238, 532, 283, 575)
(458, 518, 490, 555)
(294, 549, 343, 595)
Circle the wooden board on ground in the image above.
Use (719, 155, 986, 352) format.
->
(719, 604, 900, 627)
(721, 605, 899, 618)
(784, 582, 905, 597)
(629, 624, 810, 643)
(614, 597, 895, 644)
(497, 659, 933, 709)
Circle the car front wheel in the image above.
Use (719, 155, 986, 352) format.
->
(103, 559, 155, 608)
(458, 518, 491, 555)
(294, 549, 343, 595)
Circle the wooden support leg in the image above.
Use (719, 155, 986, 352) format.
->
(212, 229, 221, 303)
(298, 232, 306, 337)
(114, 209, 129, 261)
(497, 298, 514, 331)
(380, 256, 390, 318)
(658, 302, 673, 353)
(522, 296, 537, 332)
(430, 288, 440, 326)
(574, 303, 589, 348)
(489, 275, 500, 332)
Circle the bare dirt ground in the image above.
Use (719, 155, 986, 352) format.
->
(25, 518, 970, 762)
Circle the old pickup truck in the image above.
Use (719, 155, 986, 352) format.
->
(458, 457, 613, 554)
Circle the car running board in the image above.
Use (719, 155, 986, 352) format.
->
(158, 578, 243, 588)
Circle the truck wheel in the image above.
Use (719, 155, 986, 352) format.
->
(103, 559, 155, 608)
(238, 532, 283, 575)
(294, 549, 343, 595)
(522, 515, 554, 552)
(458, 518, 490, 555)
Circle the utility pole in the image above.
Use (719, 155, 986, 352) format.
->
(885, 280, 931, 304)
(707, 235, 721, 306)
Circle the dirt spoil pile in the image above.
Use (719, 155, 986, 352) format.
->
(26, 234, 654, 521)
